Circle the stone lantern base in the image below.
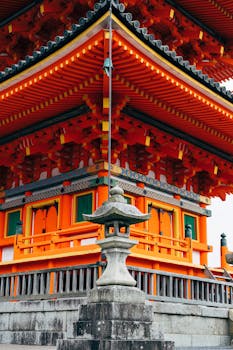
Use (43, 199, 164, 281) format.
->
(57, 279, 174, 350)
(88, 285, 146, 303)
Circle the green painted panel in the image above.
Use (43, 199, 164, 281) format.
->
(7, 210, 20, 236)
(76, 193, 93, 222)
(184, 214, 197, 240)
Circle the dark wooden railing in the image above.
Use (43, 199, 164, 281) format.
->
(0, 263, 233, 307)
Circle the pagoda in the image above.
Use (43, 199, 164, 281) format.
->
(0, 0, 233, 283)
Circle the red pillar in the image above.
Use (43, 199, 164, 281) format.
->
(60, 181, 72, 229)
(199, 203, 208, 265)
(135, 182, 146, 230)
(97, 170, 109, 208)
(0, 198, 5, 261)
(220, 233, 228, 269)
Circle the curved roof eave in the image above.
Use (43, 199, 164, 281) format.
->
(0, 0, 232, 105)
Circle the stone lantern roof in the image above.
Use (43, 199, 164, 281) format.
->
(83, 185, 150, 225)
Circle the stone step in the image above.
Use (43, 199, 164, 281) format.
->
(176, 347, 233, 350)
(58, 339, 175, 350)
(0, 345, 56, 350)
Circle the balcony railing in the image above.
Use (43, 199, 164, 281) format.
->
(14, 225, 192, 262)
(14, 223, 102, 259)
(0, 263, 233, 307)
(130, 228, 192, 261)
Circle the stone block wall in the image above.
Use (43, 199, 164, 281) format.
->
(151, 301, 231, 347)
(0, 298, 84, 345)
(0, 297, 231, 347)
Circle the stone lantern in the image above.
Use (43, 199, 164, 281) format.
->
(57, 186, 175, 349)
(83, 185, 151, 300)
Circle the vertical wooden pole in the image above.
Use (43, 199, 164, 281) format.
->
(187, 268, 194, 300)
(152, 262, 160, 297)
(97, 171, 109, 208)
(97, 180, 108, 240)
(0, 198, 5, 261)
(135, 182, 145, 230)
(49, 261, 55, 295)
(60, 181, 72, 229)
(220, 233, 228, 269)
(199, 203, 208, 265)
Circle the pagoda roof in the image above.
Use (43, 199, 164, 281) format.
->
(0, 0, 232, 102)
(0, 1, 232, 199)
(170, 0, 233, 43)
(0, 0, 232, 160)
(0, 1, 233, 82)
(0, 1, 37, 23)
(1, 0, 232, 42)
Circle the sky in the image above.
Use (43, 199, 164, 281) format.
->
(207, 195, 233, 267)
(207, 78, 233, 267)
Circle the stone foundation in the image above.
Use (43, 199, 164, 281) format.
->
(57, 292, 174, 350)
(152, 302, 231, 348)
(0, 298, 231, 348)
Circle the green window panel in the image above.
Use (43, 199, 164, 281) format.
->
(184, 214, 197, 240)
(6, 210, 21, 236)
(76, 193, 93, 222)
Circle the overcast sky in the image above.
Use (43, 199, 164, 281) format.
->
(208, 195, 233, 267)
(207, 79, 233, 267)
